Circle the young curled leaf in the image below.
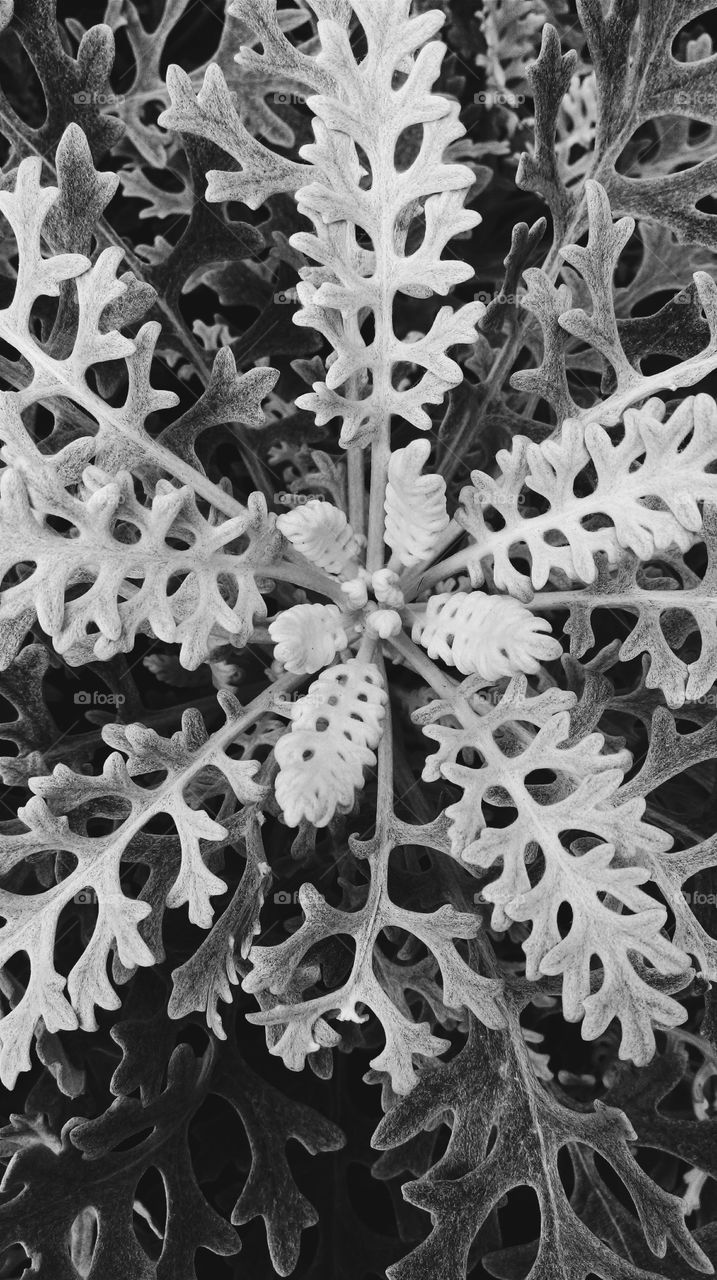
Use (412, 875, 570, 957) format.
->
(276, 497, 361, 574)
(275, 659, 387, 827)
(411, 589, 561, 678)
(269, 601, 349, 674)
(385, 439, 450, 569)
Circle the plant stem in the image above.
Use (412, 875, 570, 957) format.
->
(389, 631, 533, 746)
(263, 561, 346, 604)
(366, 432, 390, 573)
(388, 631, 463, 702)
(347, 446, 366, 540)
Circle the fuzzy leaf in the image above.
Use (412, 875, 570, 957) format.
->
(454, 395, 717, 600)
(245, 814, 504, 1093)
(274, 659, 387, 827)
(415, 678, 689, 1063)
(374, 1018, 711, 1280)
(0, 696, 267, 1085)
(269, 601, 349, 674)
(385, 439, 450, 568)
(276, 497, 362, 574)
(411, 589, 561, 677)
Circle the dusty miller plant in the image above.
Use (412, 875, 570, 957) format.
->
(1, 0, 717, 1276)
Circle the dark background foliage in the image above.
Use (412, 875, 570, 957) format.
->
(1, 2, 717, 1277)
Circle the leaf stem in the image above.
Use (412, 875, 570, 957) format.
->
(366, 433, 390, 573)
(347, 446, 366, 540)
(388, 631, 460, 702)
(263, 561, 346, 604)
